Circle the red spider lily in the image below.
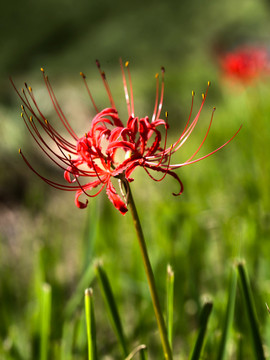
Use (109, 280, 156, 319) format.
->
(12, 59, 241, 214)
(220, 46, 270, 82)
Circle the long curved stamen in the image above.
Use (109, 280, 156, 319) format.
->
(42, 118, 77, 153)
(21, 112, 66, 167)
(120, 58, 131, 117)
(75, 175, 108, 198)
(185, 106, 216, 163)
(77, 145, 108, 178)
(169, 124, 243, 169)
(80, 72, 99, 113)
(153, 111, 169, 166)
(19, 147, 108, 197)
(41, 69, 79, 141)
(156, 67, 165, 120)
(19, 149, 82, 191)
(22, 89, 67, 151)
(23, 104, 76, 158)
(170, 82, 211, 155)
(88, 145, 107, 184)
(10, 78, 40, 119)
(22, 113, 96, 180)
(152, 73, 159, 122)
(27, 101, 77, 153)
(24, 81, 76, 155)
(144, 144, 173, 182)
(125, 61, 135, 117)
(16, 82, 77, 153)
(24, 83, 46, 121)
(21, 113, 79, 173)
(177, 90, 195, 144)
(22, 86, 41, 119)
(96, 60, 116, 109)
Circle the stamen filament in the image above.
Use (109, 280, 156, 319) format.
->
(125, 61, 135, 117)
(152, 73, 159, 122)
(42, 71, 78, 141)
(96, 60, 116, 109)
(119, 58, 131, 117)
(156, 67, 165, 120)
(185, 107, 216, 163)
(80, 72, 99, 113)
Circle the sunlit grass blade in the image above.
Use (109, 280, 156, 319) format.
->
(64, 262, 95, 318)
(125, 344, 147, 360)
(85, 288, 98, 360)
(166, 264, 174, 349)
(73, 311, 88, 352)
(189, 300, 213, 360)
(95, 262, 128, 357)
(40, 283, 51, 360)
(237, 260, 266, 360)
(60, 320, 74, 360)
(217, 267, 237, 360)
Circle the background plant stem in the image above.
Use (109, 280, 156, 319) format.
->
(127, 184, 173, 360)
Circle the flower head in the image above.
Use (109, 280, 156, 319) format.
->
(12, 59, 241, 214)
(220, 46, 270, 82)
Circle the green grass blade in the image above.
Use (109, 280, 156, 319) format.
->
(85, 288, 98, 360)
(237, 261, 266, 360)
(95, 262, 128, 357)
(73, 311, 88, 352)
(60, 320, 74, 360)
(216, 267, 237, 360)
(166, 264, 174, 349)
(189, 300, 213, 360)
(40, 283, 51, 360)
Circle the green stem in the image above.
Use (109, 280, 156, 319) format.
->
(128, 185, 173, 360)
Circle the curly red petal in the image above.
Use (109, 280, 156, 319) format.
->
(106, 179, 128, 215)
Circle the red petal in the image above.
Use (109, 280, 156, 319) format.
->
(106, 140, 136, 153)
(75, 190, 89, 208)
(106, 179, 128, 215)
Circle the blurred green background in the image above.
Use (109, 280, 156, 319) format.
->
(1, 0, 270, 358)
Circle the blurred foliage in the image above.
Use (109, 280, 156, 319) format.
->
(1, 0, 270, 358)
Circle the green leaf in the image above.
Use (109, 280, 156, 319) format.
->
(95, 262, 128, 356)
(189, 300, 213, 360)
(216, 267, 237, 360)
(237, 260, 266, 360)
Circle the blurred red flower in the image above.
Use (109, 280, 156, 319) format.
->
(12, 60, 241, 214)
(220, 46, 270, 82)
